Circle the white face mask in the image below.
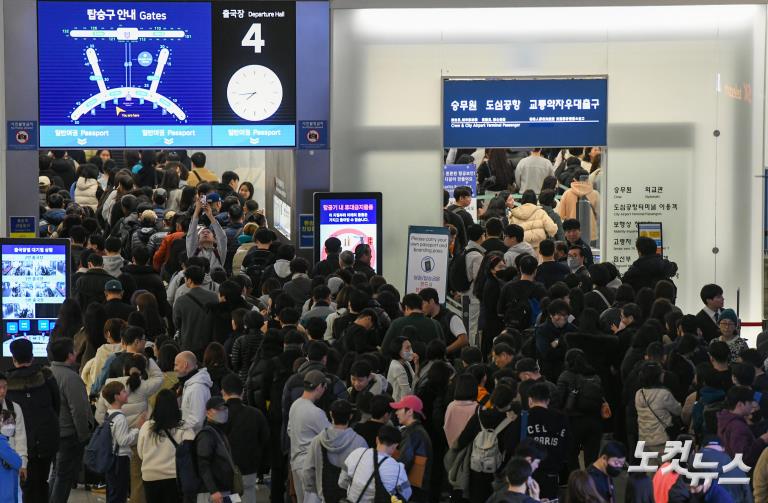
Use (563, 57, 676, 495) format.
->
(402, 351, 413, 362)
(213, 410, 229, 424)
(0, 424, 15, 438)
(567, 257, 581, 272)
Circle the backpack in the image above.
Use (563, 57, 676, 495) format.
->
(469, 408, 512, 473)
(503, 294, 541, 331)
(567, 375, 603, 415)
(702, 400, 728, 438)
(243, 250, 275, 291)
(165, 429, 202, 494)
(448, 248, 482, 293)
(84, 411, 122, 474)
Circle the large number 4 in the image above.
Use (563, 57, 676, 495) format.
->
(241, 23, 265, 53)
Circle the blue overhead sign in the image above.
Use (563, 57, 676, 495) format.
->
(443, 77, 607, 148)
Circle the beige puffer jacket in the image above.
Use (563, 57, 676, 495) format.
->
(75, 177, 100, 211)
(557, 181, 600, 242)
(508, 203, 558, 251)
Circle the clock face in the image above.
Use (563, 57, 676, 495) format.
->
(226, 65, 283, 122)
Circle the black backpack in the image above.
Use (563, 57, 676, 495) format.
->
(243, 250, 275, 291)
(503, 292, 540, 331)
(448, 248, 483, 293)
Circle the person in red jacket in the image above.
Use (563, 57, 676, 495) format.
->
(716, 385, 768, 468)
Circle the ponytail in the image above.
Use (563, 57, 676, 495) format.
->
(127, 371, 142, 392)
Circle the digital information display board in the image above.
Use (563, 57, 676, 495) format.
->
(1, 239, 70, 359)
(314, 193, 383, 274)
(273, 196, 292, 240)
(38, 1, 296, 148)
(443, 77, 608, 148)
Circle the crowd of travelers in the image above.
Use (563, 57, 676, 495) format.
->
(0, 148, 764, 503)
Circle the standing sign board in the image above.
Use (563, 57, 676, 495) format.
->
(314, 192, 383, 273)
(405, 226, 450, 303)
(605, 151, 687, 275)
(443, 164, 477, 220)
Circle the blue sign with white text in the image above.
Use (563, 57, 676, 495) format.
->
(299, 214, 314, 249)
(443, 78, 608, 148)
(299, 120, 328, 149)
(443, 164, 477, 198)
(7, 121, 38, 150)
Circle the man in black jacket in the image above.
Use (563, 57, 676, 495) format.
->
(497, 255, 547, 331)
(505, 383, 568, 500)
(75, 253, 114, 312)
(102, 279, 134, 321)
(196, 396, 236, 503)
(696, 283, 724, 343)
(221, 374, 269, 503)
(562, 218, 594, 266)
(5, 338, 60, 503)
(621, 236, 678, 293)
(121, 244, 170, 316)
(313, 237, 342, 278)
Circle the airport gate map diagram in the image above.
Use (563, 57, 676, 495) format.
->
(37, 1, 296, 147)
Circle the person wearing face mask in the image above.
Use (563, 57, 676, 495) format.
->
(387, 336, 419, 402)
(587, 441, 627, 503)
(561, 218, 594, 266)
(0, 372, 26, 497)
(566, 245, 589, 277)
(195, 396, 238, 503)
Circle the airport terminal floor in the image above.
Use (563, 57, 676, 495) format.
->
(7, 2, 768, 503)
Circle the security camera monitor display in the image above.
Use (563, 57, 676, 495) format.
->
(37, 1, 296, 148)
(314, 192, 383, 274)
(1, 240, 70, 359)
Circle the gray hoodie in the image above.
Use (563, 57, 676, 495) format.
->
(181, 368, 213, 433)
(273, 259, 291, 280)
(303, 426, 368, 500)
(102, 254, 125, 278)
(504, 241, 536, 268)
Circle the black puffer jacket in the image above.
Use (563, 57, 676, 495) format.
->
(75, 268, 115, 311)
(622, 254, 678, 293)
(5, 364, 61, 457)
(556, 369, 604, 417)
(195, 423, 235, 494)
(121, 263, 170, 316)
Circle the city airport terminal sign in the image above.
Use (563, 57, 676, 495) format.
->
(443, 77, 607, 148)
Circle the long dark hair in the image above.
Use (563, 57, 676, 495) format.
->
(473, 252, 505, 300)
(124, 353, 148, 392)
(239, 182, 254, 200)
(136, 293, 165, 340)
(52, 298, 83, 340)
(487, 149, 513, 189)
(84, 302, 108, 349)
(150, 388, 183, 436)
(160, 168, 180, 193)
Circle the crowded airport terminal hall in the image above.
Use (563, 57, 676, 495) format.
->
(7, 1, 768, 502)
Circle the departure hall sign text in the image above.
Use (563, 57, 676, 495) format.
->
(443, 77, 607, 148)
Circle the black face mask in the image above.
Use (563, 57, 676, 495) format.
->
(606, 465, 623, 478)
